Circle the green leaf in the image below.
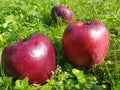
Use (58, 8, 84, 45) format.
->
(72, 69, 86, 83)
(0, 76, 13, 90)
(40, 84, 52, 90)
(0, 76, 4, 87)
(3, 15, 15, 28)
(64, 63, 73, 71)
(91, 85, 104, 90)
(5, 15, 15, 24)
(13, 77, 34, 90)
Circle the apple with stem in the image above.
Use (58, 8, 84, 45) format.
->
(2, 33, 56, 84)
(51, 5, 74, 24)
(62, 20, 109, 68)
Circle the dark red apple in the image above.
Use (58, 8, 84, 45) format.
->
(1, 33, 56, 84)
(51, 5, 74, 24)
(62, 20, 109, 68)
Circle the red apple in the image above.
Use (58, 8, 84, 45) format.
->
(62, 20, 109, 68)
(51, 5, 74, 24)
(1, 33, 56, 84)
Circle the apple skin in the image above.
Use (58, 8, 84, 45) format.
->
(1, 33, 56, 84)
(62, 20, 109, 68)
(51, 5, 74, 24)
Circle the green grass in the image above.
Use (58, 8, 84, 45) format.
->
(0, 0, 120, 90)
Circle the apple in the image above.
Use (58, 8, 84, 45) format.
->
(62, 20, 109, 68)
(51, 5, 74, 24)
(1, 33, 56, 84)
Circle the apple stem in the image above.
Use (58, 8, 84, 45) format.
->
(86, 21, 91, 25)
(17, 35, 23, 42)
(67, 6, 69, 8)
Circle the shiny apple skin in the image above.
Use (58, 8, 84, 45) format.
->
(2, 33, 56, 84)
(51, 5, 74, 24)
(62, 20, 109, 68)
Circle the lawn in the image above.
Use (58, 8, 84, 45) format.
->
(0, 0, 120, 90)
